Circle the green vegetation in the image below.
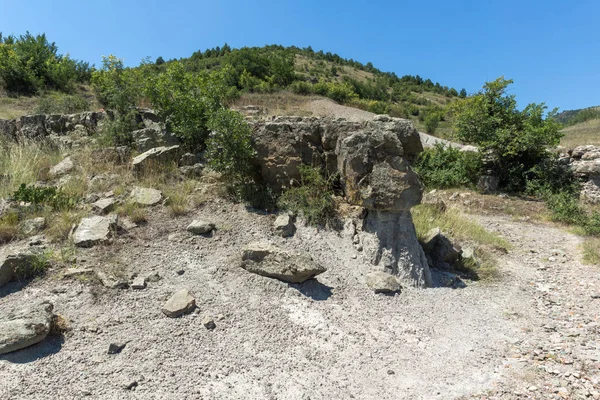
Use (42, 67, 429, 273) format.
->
(278, 166, 337, 226)
(414, 144, 482, 189)
(0, 32, 91, 95)
(11, 183, 77, 211)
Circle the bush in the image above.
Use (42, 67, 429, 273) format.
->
(206, 108, 256, 184)
(278, 165, 337, 226)
(414, 143, 482, 189)
(290, 80, 313, 95)
(34, 93, 89, 114)
(424, 113, 440, 134)
(11, 183, 77, 210)
(367, 100, 390, 115)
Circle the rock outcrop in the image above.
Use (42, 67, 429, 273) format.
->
(568, 145, 600, 203)
(252, 116, 431, 287)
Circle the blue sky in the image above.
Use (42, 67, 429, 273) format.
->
(1, 0, 598, 111)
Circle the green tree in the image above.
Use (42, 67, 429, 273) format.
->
(459, 88, 467, 98)
(450, 77, 562, 191)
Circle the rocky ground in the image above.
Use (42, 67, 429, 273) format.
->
(1, 195, 598, 399)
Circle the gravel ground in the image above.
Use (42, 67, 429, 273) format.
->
(2, 198, 597, 399)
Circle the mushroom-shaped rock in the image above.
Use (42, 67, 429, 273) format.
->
(241, 241, 326, 283)
(162, 289, 196, 318)
(0, 302, 55, 355)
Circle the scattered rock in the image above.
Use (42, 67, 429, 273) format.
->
(132, 145, 180, 175)
(178, 163, 204, 178)
(365, 271, 401, 294)
(162, 289, 196, 318)
(91, 198, 116, 214)
(118, 217, 137, 231)
(62, 268, 95, 279)
(0, 246, 42, 287)
(96, 271, 129, 289)
(0, 302, 55, 355)
(73, 215, 118, 248)
(202, 316, 216, 330)
(49, 156, 74, 178)
(130, 187, 162, 206)
(273, 214, 295, 237)
(131, 276, 146, 290)
(187, 220, 215, 235)
(241, 241, 327, 283)
(146, 272, 161, 283)
(124, 380, 138, 391)
(591, 293, 600, 299)
(421, 228, 460, 268)
(107, 342, 127, 354)
(20, 217, 46, 236)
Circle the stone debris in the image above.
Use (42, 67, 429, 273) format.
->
(162, 289, 196, 318)
(186, 220, 215, 235)
(365, 271, 401, 294)
(73, 215, 118, 247)
(130, 187, 163, 206)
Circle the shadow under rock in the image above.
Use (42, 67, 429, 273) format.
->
(0, 336, 64, 364)
(289, 279, 333, 301)
(429, 268, 468, 289)
(0, 280, 30, 299)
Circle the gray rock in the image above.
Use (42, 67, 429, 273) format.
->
(118, 217, 138, 231)
(273, 214, 295, 238)
(421, 228, 460, 267)
(20, 217, 46, 236)
(187, 220, 215, 235)
(91, 198, 115, 214)
(96, 271, 129, 289)
(0, 246, 41, 287)
(241, 241, 326, 283)
(178, 163, 204, 178)
(202, 316, 216, 330)
(107, 342, 127, 354)
(365, 271, 401, 293)
(0, 302, 54, 355)
(131, 276, 146, 290)
(162, 289, 196, 318)
(132, 145, 180, 175)
(73, 215, 118, 248)
(130, 187, 162, 206)
(146, 272, 161, 283)
(179, 153, 201, 166)
(62, 268, 95, 279)
(477, 175, 499, 194)
(49, 157, 74, 178)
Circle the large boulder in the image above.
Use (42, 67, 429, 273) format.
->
(0, 302, 55, 355)
(73, 215, 118, 248)
(241, 241, 327, 283)
(132, 145, 180, 175)
(251, 115, 430, 287)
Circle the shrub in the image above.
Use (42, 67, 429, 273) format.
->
(414, 143, 482, 189)
(326, 82, 357, 103)
(290, 80, 313, 95)
(34, 93, 89, 114)
(11, 183, 77, 210)
(278, 165, 337, 226)
(424, 113, 440, 134)
(367, 100, 390, 115)
(206, 108, 256, 184)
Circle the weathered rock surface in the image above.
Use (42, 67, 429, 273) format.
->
(477, 175, 500, 194)
(421, 227, 460, 269)
(130, 187, 162, 206)
(91, 198, 115, 214)
(365, 271, 401, 293)
(132, 127, 180, 152)
(252, 116, 430, 287)
(187, 220, 215, 235)
(132, 145, 180, 174)
(20, 217, 46, 236)
(241, 241, 327, 283)
(0, 302, 54, 355)
(569, 145, 600, 203)
(273, 214, 295, 237)
(0, 246, 41, 287)
(73, 215, 118, 248)
(49, 157, 74, 178)
(162, 289, 196, 318)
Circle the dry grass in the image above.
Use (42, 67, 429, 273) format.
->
(0, 211, 21, 244)
(412, 203, 509, 280)
(44, 210, 83, 243)
(560, 119, 600, 149)
(231, 91, 320, 117)
(581, 238, 600, 265)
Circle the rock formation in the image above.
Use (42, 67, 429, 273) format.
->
(567, 145, 600, 204)
(252, 115, 432, 287)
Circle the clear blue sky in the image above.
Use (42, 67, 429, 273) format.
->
(1, 0, 598, 111)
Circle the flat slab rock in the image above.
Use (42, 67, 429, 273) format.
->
(241, 241, 327, 283)
(0, 302, 54, 355)
(130, 187, 162, 206)
(162, 289, 196, 318)
(73, 215, 118, 248)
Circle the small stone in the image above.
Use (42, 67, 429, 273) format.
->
(365, 271, 401, 294)
(528, 386, 538, 392)
(131, 276, 146, 290)
(591, 293, 600, 299)
(387, 370, 395, 375)
(176, 269, 185, 276)
(49, 156, 74, 177)
(91, 198, 115, 214)
(73, 215, 118, 248)
(187, 220, 215, 235)
(107, 342, 127, 354)
(124, 381, 138, 391)
(202, 317, 216, 330)
(96, 271, 129, 289)
(162, 289, 196, 318)
(273, 214, 295, 238)
(146, 272, 161, 282)
(130, 187, 162, 206)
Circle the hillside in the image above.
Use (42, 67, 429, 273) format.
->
(558, 106, 600, 148)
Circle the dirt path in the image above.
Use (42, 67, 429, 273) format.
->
(0, 201, 598, 399)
